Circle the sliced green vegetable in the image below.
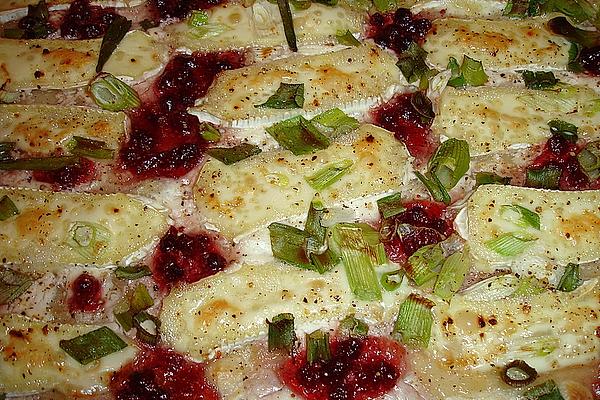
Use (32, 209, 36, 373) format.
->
(0, 195, 19, 221)
(392, 293, 435, 348)
(59, 327, 127, 365)
(406, 243, 444, 286)
(114, 284, 154, 332)
(548, 16, 600, 48)
(200, 124, 221, 142)
(523, 379, 565, 400)
(268, 222, 312, 269)
(12, 0, 55, 39)
(520, 336, 560, 357)
(290, 0, 312, 9)
(415, 171, 451, 205)
(0, 269, 32, 305)
(396, 43, 434, 87)
(475, 171, 511, 186)
(114, 264, 152, 280)
(578, 141, 600, 179)
(3, 28, 25, 39)
(526, 166, 562, 189)
(89, 73, 141, 112)
(503, 0, 542, 17)
(501, 359, 538, 387)
(377, 192, 405, 219)
(311, 108, 359, 138)
(304, 195, 327, 252)
(485, 232, 538, 257)
(305, 159, 354, 190)
(543, 0, 599, 25)
(510, 276, 546, 297)
(65, 221, 112, 259)
(373, 0, 398, 12)
(567, 42, 584, 73)
(314, 0, 337, 5)
(188, 10, 209, 27)
(500, 204, 541, 230)
(267, 313, 296, 353)
(255, 83, 305, 109)
(277, 0, 298, 52)
(308, 249, 339, 274)
(410, 91, 435, 123)
(447, 55, 488, 88)
(0, 142, 15, 161)
(433, 251, 470, 301)
(521, 70, 558, 90)
(447, 56, 466, 88)
(206, 143, 261, 165)
(66, 136, 114, 159)
(139, 19, 159, 31)
(338, 314, 369, 338)
(548, 119, 578, 142)
(336, 30, 361, 46)
(266, 116, 330, 155)
(133, 311, 160, 345)
(557, 262, 582, 292)
(428, 138, 470, 190)
(306, 330, 331, 364)
(0, 155, 79, 171)
(96, 15, 132, 73)
(381, 269, 404, 291)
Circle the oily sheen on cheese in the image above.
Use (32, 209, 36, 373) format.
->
(192, 45, 401, 124)
(0, 188, 168, 271)
(160, 262, 410, 360)
(194, 124, 410, 238)
(422, 18, 570, 70)
(433, 85, 600, 155)
(464, 185, 600, 271)
(0, 314, 137, 395)
(0, 104, 125, 156)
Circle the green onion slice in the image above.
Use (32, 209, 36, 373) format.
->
(133, 311, 160, 345)
(567, 42, 583, 73)
(311, 108, 359, 138)
(96, 15, 132, 73)
(373, 0, 399, 12)
(577, 141, 600, 177)
(305, 159, 354, 190)
(549, 17, 600, 48)
(475, 171, 511, 186)
(519, 336, 560, 357)
(306, 330, 331, 364)
(500, 204, 541, 230)
(266, 116, 330, 155)
(381, 269, 404, 291)
(0, 142, 15, 161)
(268, 222, 312, 269)
(392, 293, 435, 348)
(114, 264, 152, 280)
(410, 91, 435, 123)
(485, 232, 538, 257)
(206, 143, 261, 165)
(526, 166, 561, 189)
(557, 262, 582, 292)
(523, 379, 565, 400)
(308, 249, 339, 274)
(290, 0, 312, 10)
(406, 243, 444, 286)
(267, 313, 296, 354)
(59, 326, 128, 365)
(428, 138, 470, 190)
(336, 30, 361, 46)
(500, 359, 538, 387)
(199, 123, 221, 142)
(448, 55, 488, 87)
(396, 43, 434, 87)
(338, 314, 369, 338)
(0, 269, 32, 305)
(89, 73, 141, 112)
(0, 155, 80, 171)
(66, 221, 112, 259)
(188, 10, 209, 26)
(114, 284, 154, 332)
(304, 195, 326, 252)
(510, 276, 546, 298)
(255, 83, 304, 109)
(66, 136, 114, 159)
(433, 250, 470, 301)
(415, 171, 451, 205)
(548, 119, 578, 141)
(521, 70, 558, 90)
(276, 0, 298, 52)
(447, 56, 466, 88)
(0, 195, 19, 221)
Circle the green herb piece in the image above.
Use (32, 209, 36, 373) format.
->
(290, 0, 312, 10)
(577, 140, 600, 179)
(311, 108, 359, 138)
(406, 243, 444, 286)
(268, 222, 313, 269)
(308, 249, 339, 274)
(59, 327, 127, 365)
(206, 143, 261, 165)
(11, 1, 55, 39)
(188, 10, 209, 27)
(501, 359, 539, 387)
(433, 251, 470, 301)
(410, 91, 435, 123)
(139, 19, 159, 31)
(267, 313, 296, 353)
(306, 330, 331, 364)
(543, 0, 599, 25)
(305, 159, 354, 190)
(96, 15, 132, 73)
(520, 336, 560, 357)
(338, 314, 369, 338)
(485, 232, 538, 257)
(548, 119, 578, 142)
(66, 136, 114, 159)
(89, 73, 141, 112)
(510, 276, 546, 297)
(0, 155, 79, 171)
(114, 264, 152, 280)
(500, 204, 541, 230)
(114, 284, 154, 332)
(3, 28, 25, 39)
(523, 379, 565, 400)
(376, 192, 405, 219)
(415, 171, 451, 205)
(199, 123, 221, 142)
(0, 269, 32, 305)
(133, 311, 160, 344)
(314, 0, 337, 5)
(336, 30, 361, 46)
(277, 0, 298, 52)
(373, 0, 398, 12)
(548, 16, 600, 48)
(65, 221, 112, 259)
(447, 55, 488, 88)
(521, 70, 558, 90)
(381, 269, 404, 291)
(392, 293, 435, 348)
(557, 262, 582, 292)
(428, 138, 470, 190)
(503, 0, 542, 17)
(475, 171, 511, 186)
(266, 116, 330, 155)
(396, 43, 434, 87)
(447, 56, 466, 87)
(526, 166, 562, 189)
(255, 83, 305, 109)
(567, 42, 583, 73)
(304, 195, 327, 253)
(0, 195, 19, 221)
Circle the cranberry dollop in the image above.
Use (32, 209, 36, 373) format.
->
(68, 272, 104, 313)
(33, 157, 96, 190)
(367, 8, 432, 55)
(60, 0, 117, 39)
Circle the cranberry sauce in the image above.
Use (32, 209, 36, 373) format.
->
(367, 8, 432, 55)
(120, 51, 244, 179)
(110, 347, 219, 400)
(371, 93, 437, 161)
(33, 157, 96, 190)
(152, 226, 227, 292)
(281, 336, 406, 400)
(525, 133, 590, 190)
(68, 272, 104, 313)
(149, 0, 225, 21)
(59, 0, 117, 39)
(383, 201, 453, 263)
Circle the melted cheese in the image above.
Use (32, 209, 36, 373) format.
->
(0, 188, 168, 272)
(160, 262, 410, 360)
(433, 85, 600, 155)
(0, 30, 165, 91)
(0, 314, 137, 395)
(0, 104, 125, 156)
(191, 45, 401, 124)
(411, 0, 506, 17)
(0, 0, 142, 12)
(422, 18, 570, 70)
(194, 124, 410, 238)
(464, 185, 600, 271)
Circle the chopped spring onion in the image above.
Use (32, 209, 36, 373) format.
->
(309, 249, 339, 274)
(500, 204, 541, 230)
(410, 91, 435, 123)
(396, 43, 435, 88)
(428, 138, 470, 190)
(189, 23, 229, 39)
(59, 326, 128, 365)
(114, 264, 152, 280)
(206, 143, 261, 165)
(381, 269, 404, 291)
(392, 293, 435, 348)
(306, 330, 331, 364)
(266, 116, 330, 155)
(373, 242, 388, 265)
(475, 171, 511, 186)
(0, 269, 32, 305)
(510, 276, 546, 298)
(521, 70, 558, 90)
(305, 195, 327, 252)
(0, 142, 15, 161)
(548, 119, 578, 142)
(406, 243, 444, 286)
(267, 313, 296, 353)
(500, 359, 538, 387)
(523, 379, 565, 400)
(0, 155, 79, 171)
(525, 166, 561, 189)
(188, 10, 209, 26)
(447, 56, 465, 87)
(557, 262, 582, 292)
(485, 232, 538, 257)
(305, 159, 354, 190)
(290, 0, 312, 10)
(66, 221, 112, 259)
(276, 0, 298, 52)
(89, 73, 141, 112)
(448, 55, 488, 88)
(548, 16, 600, 48)
(311, 108, 359, 138)
(415, 171, 451, 205)
(66, 136, 114, 159)
(199, 123, 221, 142)
(373, 0, 398, 12)
(0, 195, 19, 221)
(567, 42, 583, 73)
(255, 83, 305, 109)
(338, 314, 369, 338)
(268, 222, 313, 269)
(433, 251, 470, 301)
(336, 30, 361, 46)
(577, 141, 600, 177)
(503, 0, 540, 17)
(133, 311, 160, 345)
(96, 15, 132, 73)
(115, 284, 154, 332)
(519, 336, 560, 357)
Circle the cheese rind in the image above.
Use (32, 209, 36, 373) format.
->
(422, 18, 570, 70)
(194, 124, 410, 238)
(0, 104, 125, 156)
(0, 314, 137, 395)
(0, 188, 168, 272)
(191, 45, 401, 123)
(465, 185, 600, 271)
(433, 85, 600, 155)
